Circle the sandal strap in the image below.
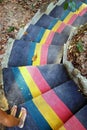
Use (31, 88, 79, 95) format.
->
(18, 107, 27, 128)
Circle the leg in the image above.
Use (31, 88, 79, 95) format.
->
(0, 107, 27, 128)
(0, 108, 20, 127)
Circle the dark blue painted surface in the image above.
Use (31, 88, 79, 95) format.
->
(54, 80, 87, 113)
(72, 13, 87, 26)
(49, 1, 82, 20)
(21, 24, 45, 42)
(20, 24, 71, 46)
(76, 105, 87, 129)
(50, 30, 70, 45)
(3, 64, 70, 106)
(3, 68, 25, 107)
(5, 80, 87, 130)
(38, 64, 70, 87)
(49, 5, 67, 19)
(47, 45, 62, 64)
(35, 14, 58, 29)
(8, 40, 37, 67)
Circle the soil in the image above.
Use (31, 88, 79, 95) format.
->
(67, 23, 87, 78)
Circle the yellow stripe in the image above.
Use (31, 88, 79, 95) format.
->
(52, 21, 62, 32)
(40, 30, 51, 44)
(59, 126, 66, 130)
(33, 44, 42, 66)
(33, 95, 64, 130)
(63, 4, 87, 24)
(63, 3, 87, 24)
(19, 67, 41, 97)
(63, 12, 74, 24)
(75, 3, 87, 14)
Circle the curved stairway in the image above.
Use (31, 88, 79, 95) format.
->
(2, 0, 87, 129)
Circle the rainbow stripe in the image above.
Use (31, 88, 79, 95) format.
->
(59, 116, 86, 130)
(51, 3, 87, 33)
(33, 44, 48, 65)
(22, 83, 86, 130)
(12, 66, 51, 100)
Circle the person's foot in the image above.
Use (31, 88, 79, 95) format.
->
(11, 105, 17, 117)
(18, 107, 27, 128)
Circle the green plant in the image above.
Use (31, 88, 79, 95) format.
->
(76, 41, 84, 53)
(0, 0, 3, 3)
(63, 0, 76, 11)
(7, 26, 15, 33)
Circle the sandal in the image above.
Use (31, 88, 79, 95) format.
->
(11, 105, 17, 117)
(18, 107, 27, 128)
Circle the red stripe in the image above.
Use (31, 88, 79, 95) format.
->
(40, 44, 48, 65)
(64, 116, 86, 130)
(45, 31, 55, 45)
(26, 66, 51, 93)
(56, 23, 66, 33)
(79, 8, 87, 16)
(67, 14, 77, 24)
(42, 90, 73, 122)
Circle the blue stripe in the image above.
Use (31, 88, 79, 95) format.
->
(48, 19, 58, 29)
(11, 67, 32, 101)
(76, 1, 82, 9)
(35, 27, 45, 42)
(27, 42, 37, 65)
(61, 10, 70, 21)
(61, 1, 82, 21)
(85, 0, 87, 3)
(24, 100, 52, 130)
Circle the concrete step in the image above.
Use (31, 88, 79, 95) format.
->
(21, 24, 72, 45)
(3, 64, 70, 106)
(49, 1, 83, 19)
(59, 105, 87, 130)
(21, 24, 45, 42)
(35, 3, 87, 31)
(8, 40, 37, 67)
(8, 39, 63, 67)
(5, 80, 87, 130)
(35, 14, 58, 29)
(72, 12, 87, 26)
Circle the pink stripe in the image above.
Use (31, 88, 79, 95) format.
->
(45, 31, 55, 45)
(56, 23, 66, 33)
(64, 116, 86, 130)
(42, 90, 73, 122)
(67, 14, 77, 24)
(79, 8, 87, 16)
(40, 45, 48, 65)
(26, 66, 51, 93)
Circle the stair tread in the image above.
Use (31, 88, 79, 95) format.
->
(49, 1, 82, 19)
(21, 24, 72, 44)
(35, 4, 87, 31)
(35, 14, 58, 29)
(5, 80, 87, 130)
(8, 39, 63, 67)
(59, 105, 87, 130)
(72, 12, 87, 26)
(3, 64, 70, 106)
(8, 40, 37, 67)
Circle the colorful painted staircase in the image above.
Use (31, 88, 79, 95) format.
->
(2, 0, 87, 130)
